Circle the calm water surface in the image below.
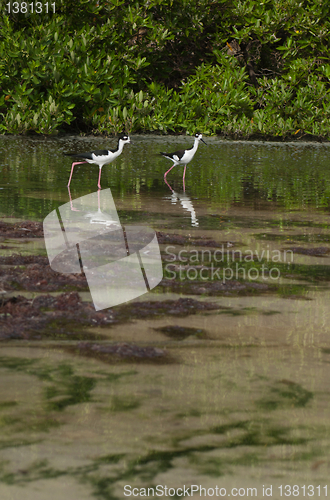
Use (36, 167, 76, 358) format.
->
(1, 135, 330, 499)
(1, 134, 330, 219)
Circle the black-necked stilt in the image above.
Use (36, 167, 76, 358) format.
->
(65, 134, 131, 189)
(160, 133, 207, 184)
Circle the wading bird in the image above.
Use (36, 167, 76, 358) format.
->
(65, 134, 131, 189)
(160, 133, 207, 184)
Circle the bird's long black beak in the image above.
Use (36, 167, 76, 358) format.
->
(201, 138, 207, 145)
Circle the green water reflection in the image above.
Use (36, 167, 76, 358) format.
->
(1, 135, 330, 221)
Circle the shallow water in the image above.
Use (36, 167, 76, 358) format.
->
(1, 135, 330, 220)
(1, 136, 330, 499)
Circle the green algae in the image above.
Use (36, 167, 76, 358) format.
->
(196, 452, 260, 477)
(98, 370, 138, 382)
(0, 407, 321, 499)
(0, 356, 37, 372)
(0, 357, 97, 412)
(254, 232, 330, 243)
(44, 364, 96, 412)
(0, 401, 17, 410)
(94, 454, 125, 465)
(176, 408, 203, 418)
(0, 415, 21, 428)
(0, 458, 69, 485)
(215, 307, 281, 317)
(154, 325, 207, 340)
(0, 438, 43, 451)
(193, 216, 330, 232)
(107, 396, 141, 412)
(39, 319, 107, 340)
(256, 381, 314, 411)
(283, 263, 330, 282)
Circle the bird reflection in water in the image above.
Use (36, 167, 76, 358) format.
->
(164, 178, 199, 227)
(67, 186, 121, 230)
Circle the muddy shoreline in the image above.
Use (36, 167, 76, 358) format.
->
(1, 220, 321, 343)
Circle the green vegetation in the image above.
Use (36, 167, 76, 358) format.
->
(256, 380, 314, 411)
(44, 364, 97, 411)
(1, 0, 330, 138)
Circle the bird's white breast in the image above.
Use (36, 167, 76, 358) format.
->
(181, 148, 195, 164)
(89, 151, 117, 165)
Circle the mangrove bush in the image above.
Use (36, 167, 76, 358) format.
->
(0, 0, 330, 138)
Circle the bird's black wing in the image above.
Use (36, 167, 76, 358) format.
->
(160, 149, 185, 160)
(64, 150, 109, 160)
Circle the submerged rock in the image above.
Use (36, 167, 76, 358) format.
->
(77, 342, 166, 359)
(287, 246, 330, 256)
(0, 220, 43, 238)
(0, 254, 88, 292)
(154, 325, 207, 340)
(156, 231, 236, 248)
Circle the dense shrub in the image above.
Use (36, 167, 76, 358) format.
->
(0, 0, 330, 138)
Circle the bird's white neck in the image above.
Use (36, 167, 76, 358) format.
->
(191, 137, 200, 153)
(117, 139, 125, 154)
(110, 139, 125, 159)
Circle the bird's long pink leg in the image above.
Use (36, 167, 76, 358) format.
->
(164, 164, 176, 178)
(183, 165, 187, 182)
(67, 161, 87, 187)
(67, 186, 80, 211)
(164, 177, 174, 192)
(97, 166, 102, 189)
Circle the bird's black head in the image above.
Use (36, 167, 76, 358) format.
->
(118, 133, 130, 143)
(195, 132, 207, 145)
